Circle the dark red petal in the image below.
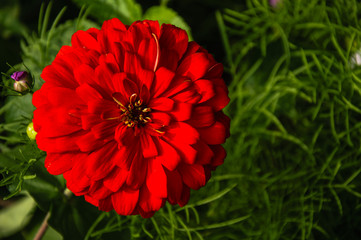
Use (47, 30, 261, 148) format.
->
(148, 97, 174, 111)
(210, 145, 227, 168)
(187, 106, 215, 128)
(164, 169, 183, 205)
(103, 167, 129, 192)
(178, 163, 206, 190)
(45, 152, 73, 175)
(112, 188, 139, 215)
(198, 121, 227, 145)
(99, 196, 113, 212)
(204, 63, 223, 79)
(156, 139, 181, 171)
(178, 185, 190, 207)
(194, 140, 214, 165)
(152, 67, 175, 98)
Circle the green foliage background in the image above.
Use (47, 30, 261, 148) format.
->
(1, 0, 361, 239)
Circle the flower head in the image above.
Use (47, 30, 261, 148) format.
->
(33, 19, 230, 217)
(11, 71, 30, 93)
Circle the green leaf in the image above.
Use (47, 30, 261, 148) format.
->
(0, 194, 36, 238)
(71, 0, 142, 25)
(143, 6, 192, 39)
(48, 195, 101, 240)
(22, 158, 65, 211)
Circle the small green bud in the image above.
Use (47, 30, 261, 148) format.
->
(26, 122, 37, 140)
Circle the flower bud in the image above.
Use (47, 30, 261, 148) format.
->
(270, 0, 280, 7)
(11, 71, 30, 93)
(26, 122, 37, 140)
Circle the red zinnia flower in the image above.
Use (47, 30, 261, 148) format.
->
(33, 18, 230, 217)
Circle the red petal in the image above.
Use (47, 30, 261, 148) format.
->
(166, 122, 199, 145)
(76, 131, 104, 152)
(45, 152, 73, 175)
(178, 163, 206, 190)
(63, 153, 90, 194)
(88, 181, 112, 200)
(126, 150, 147, 189)
(41, 64, 77, 89)
(81, 113, 101, 130)
(86, 142, 117, 181)
(140, 134, 158, 158)
(194, 79, 215, 103)
(148, 97, 174, 111)
(204, 85, 230, 112)
(103, 167, 129, 192)
(36, 131, 83, 153)
(138, 185, 163, 213)
(156, 139, 181, 171)
(71, 30, 100, 52)
(112, 188, 139, 215)
(73, 64, 96, 86)
(146, 157, 167, 198)
(169, 102, 193, 121)
(152, 67, 175, 98)
(177, 52, 212, 80)
(150, 112, 172, 126)
(159, 24, 188, 69)
(91, 121, 119, 140)
(76, 83, 103, 102)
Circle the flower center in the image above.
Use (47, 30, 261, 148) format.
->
(117, 93, 151, 128)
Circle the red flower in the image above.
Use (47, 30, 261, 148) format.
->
(33, 19, 230, 217)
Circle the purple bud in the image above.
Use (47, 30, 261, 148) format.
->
(270, 0, 280, 7)
(11, 71, 28, 82)
(11, 71, 30, 93)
